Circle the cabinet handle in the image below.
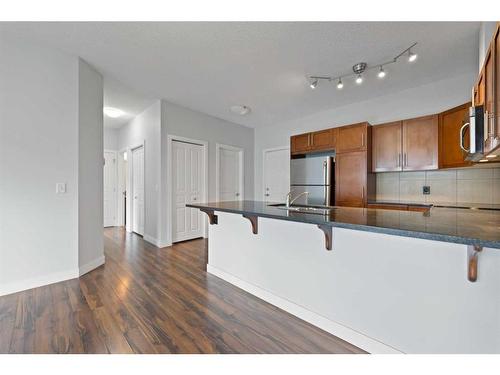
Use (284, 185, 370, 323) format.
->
(403, 153, 407, 167)
(361, 187, 364, 200)
(361, 133, 364, 147)
(397, 153, 401, 167)
(459, 122, 470, 152)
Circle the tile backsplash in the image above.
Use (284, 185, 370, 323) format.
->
(376, 166, 500, 204)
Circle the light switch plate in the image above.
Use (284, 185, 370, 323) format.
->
(56, 183, 67, 194)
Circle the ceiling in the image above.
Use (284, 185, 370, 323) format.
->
(103, 76, 156, 128)
(0, 22, 480, 128)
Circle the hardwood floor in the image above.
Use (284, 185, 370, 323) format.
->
(0, 228, 365, 354)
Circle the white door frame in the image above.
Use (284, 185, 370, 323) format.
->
(103, 149, 118, 227)
(215, 143, 244, 202)
(127, 141, 145, 234)
(116, 147, 128, 227)
(262, 145, 290, 201)
(167, 135, 209, 246)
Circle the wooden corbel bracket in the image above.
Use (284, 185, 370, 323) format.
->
(317, 224, 333, 251)
(467, 245, 483, 282)
(242, 214, 258, 234)
(199, 208, 218, 225)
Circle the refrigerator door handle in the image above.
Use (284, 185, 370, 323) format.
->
(323, 160, 328, 186)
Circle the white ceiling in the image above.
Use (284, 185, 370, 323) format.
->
(103, 76, 156, 128)
(0, 22, 480, 128)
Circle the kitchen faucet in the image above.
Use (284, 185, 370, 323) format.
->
(285, 191, 309, 208)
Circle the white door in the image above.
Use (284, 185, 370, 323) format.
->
(132, 146, 145, 236)
(103, 151, 117, 227)
(172, 141, 204, 242)
(263, 147, 290, 203)
(217, 145, 243, 202)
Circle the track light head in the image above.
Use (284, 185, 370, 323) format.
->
(310, 79, 318, 89)
(336, 79, 343, 89)
(355, 74, 363, 85)
(408, 50, 417, 62)
(377, 66, 386, 78)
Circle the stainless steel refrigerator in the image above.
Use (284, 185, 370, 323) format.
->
(290, 154, 335, 206)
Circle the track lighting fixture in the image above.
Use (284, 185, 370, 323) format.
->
(307, 42, 417, 91)
(377, 66, 386, 78)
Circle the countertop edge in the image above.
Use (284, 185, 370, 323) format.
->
(187, 203, 500, 249)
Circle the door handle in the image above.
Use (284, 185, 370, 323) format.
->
(459, 122, 470, 152)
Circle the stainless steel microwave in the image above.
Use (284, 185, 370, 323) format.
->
(460, 105, 485, 161)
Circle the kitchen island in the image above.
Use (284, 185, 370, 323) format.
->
(187, 201, 500, 354)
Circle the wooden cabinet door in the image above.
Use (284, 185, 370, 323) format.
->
(439, 103, 472, 169)
(291, 133, 310, 154)
(402, 115, 439, 171)
(484, 46, 495, 153)
(372, 121, 402, 172)
(336, 123, 368, 153)
(335, 151, 367, 207)
(475, 71, 485, 106)
(494, 24, 500, 147)
(310, 128, 336, 151)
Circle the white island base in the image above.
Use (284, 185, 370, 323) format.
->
(206, 212, 500, 354)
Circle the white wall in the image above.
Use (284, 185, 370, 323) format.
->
(0, 35, 104, 295)
(78, 59, 104, 272)
(104, 127, 119, 150)
(254, 72, 475, 200)
(0, 34, 79, 294)
(118, 101, 162, 243)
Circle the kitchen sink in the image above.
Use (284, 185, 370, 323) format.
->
(268, 203, 335, 215)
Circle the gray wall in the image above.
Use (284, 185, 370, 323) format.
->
(0, 34, 79, 294)
(254, 72, 475, 201)
(162, 101, 255, 202)
(78, 59, 104, 270)
(0, 35, 104, 295)
(104, 127, 119, 150)
(118, 101, 162, 243)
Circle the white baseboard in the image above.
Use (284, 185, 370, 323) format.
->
(143, 234, 170, 248)
(0, 268, 79, 297)
(79, 255, 105, 276)
(207, 264, 402, 354)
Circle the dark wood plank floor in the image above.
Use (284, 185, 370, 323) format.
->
(0, 227, 365, 354)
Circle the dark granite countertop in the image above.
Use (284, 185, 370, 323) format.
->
(187, 200, 500, 249)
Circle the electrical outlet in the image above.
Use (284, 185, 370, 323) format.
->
(423, 186, 430, 195)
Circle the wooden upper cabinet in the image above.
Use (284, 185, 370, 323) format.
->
(475, 70, 485, 107)
(439, 103, 472, 169)
(495, 25, 500, 143)
(336, 122, 369, 153)
(372, 121, 402, 172)
(291, 128, 337, 154)
(402, 115, 439, 171)
(310, 128, 336, 151)
(291, 133, 310, 154)
(484, 45, 495, 152)
(335, 151, 367, 207)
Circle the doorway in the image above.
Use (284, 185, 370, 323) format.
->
(172, 140, 206, 243)
(263, 147, 290, 203)
(216, 144, 244, 202)
(131, 145, 145, 236)
(103, 150, 117, 227)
